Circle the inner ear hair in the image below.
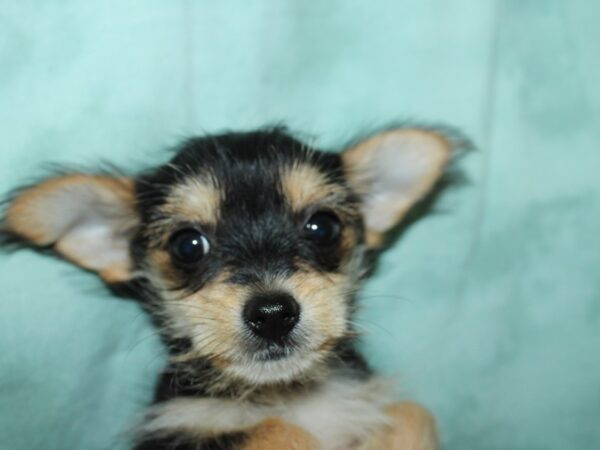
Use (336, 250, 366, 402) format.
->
(2, 173, 138, 283)
(342, 126, 460, 248)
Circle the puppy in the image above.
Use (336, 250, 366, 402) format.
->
(2, 126, 454, 450)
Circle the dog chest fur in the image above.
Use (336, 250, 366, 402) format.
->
(140, 376, 391, 450)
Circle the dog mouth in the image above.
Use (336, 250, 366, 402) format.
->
(251, 342, 297, 361)
(243, 333, 303, 362)
(226, 340, 323, 385)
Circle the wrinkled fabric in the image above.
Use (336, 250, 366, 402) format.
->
(0, 1, 598, 449)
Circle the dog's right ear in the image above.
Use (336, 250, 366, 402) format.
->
(2, 174, 139, 283)
(342, 128, 452, 248)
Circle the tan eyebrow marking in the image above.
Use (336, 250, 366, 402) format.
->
(163, 176, 221, 223)
(280, 163, 347, 212)
(145, 175, 221, 246)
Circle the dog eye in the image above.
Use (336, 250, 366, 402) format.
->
(302, 211, 342, 245)
(169, 229, 210, 263)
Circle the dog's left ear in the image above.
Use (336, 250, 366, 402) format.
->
(342, 128, 452, 248)
(3, 174, 138, 283)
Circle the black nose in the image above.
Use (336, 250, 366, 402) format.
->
(243, 292, 300, 342)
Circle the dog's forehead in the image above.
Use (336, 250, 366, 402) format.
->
(140, 130, 347, 223)
(172, 129, 342, 183)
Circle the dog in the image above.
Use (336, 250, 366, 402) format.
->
(2, 126, 456, 449)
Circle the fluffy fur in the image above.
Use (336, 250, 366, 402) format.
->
(1, 126, 461, 449)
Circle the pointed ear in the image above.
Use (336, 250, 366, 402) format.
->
(3, 174, 139, 283)
(342, 128, 452, 248)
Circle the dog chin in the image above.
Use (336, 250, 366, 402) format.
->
(225, 349, 322, 385)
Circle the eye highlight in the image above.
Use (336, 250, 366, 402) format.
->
(169, 228, 210, 264)
(302, 211, 342, 246)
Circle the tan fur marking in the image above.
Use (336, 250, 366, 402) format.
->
(339, 224, 359, 258)
(6, 175, 135, 245)
(6, 174, 136, 282)
(99, 264, 134, 284)
(146, 249, 183, 289)
(242, 418, 323, 450)
(190, 278, 245, 365)
(365, 230, 385, 249)
(157, 176, 220, 232)
(159, 271, 250, 370)
(281, 163, 348, 213)
(284, 270, 350, 343)
(358, 402, 439, 450)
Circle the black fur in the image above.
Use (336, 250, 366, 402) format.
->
(1, 125, 464, 449)
(133, 128, 360, 293)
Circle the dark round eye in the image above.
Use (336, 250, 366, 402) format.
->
(169, 229, 210, 264)
(302, 211, 342, 245)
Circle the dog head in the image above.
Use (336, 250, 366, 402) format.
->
(2, 127, 452, 386)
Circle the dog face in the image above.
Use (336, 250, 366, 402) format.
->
(133, 131, 367, 384)
(2, 127, 451, 386)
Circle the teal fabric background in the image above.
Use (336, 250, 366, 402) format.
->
(1, 1, 598, 449)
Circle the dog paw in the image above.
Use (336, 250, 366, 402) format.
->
(357, 402, 439, 450)
(242, 417, 323, 450)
